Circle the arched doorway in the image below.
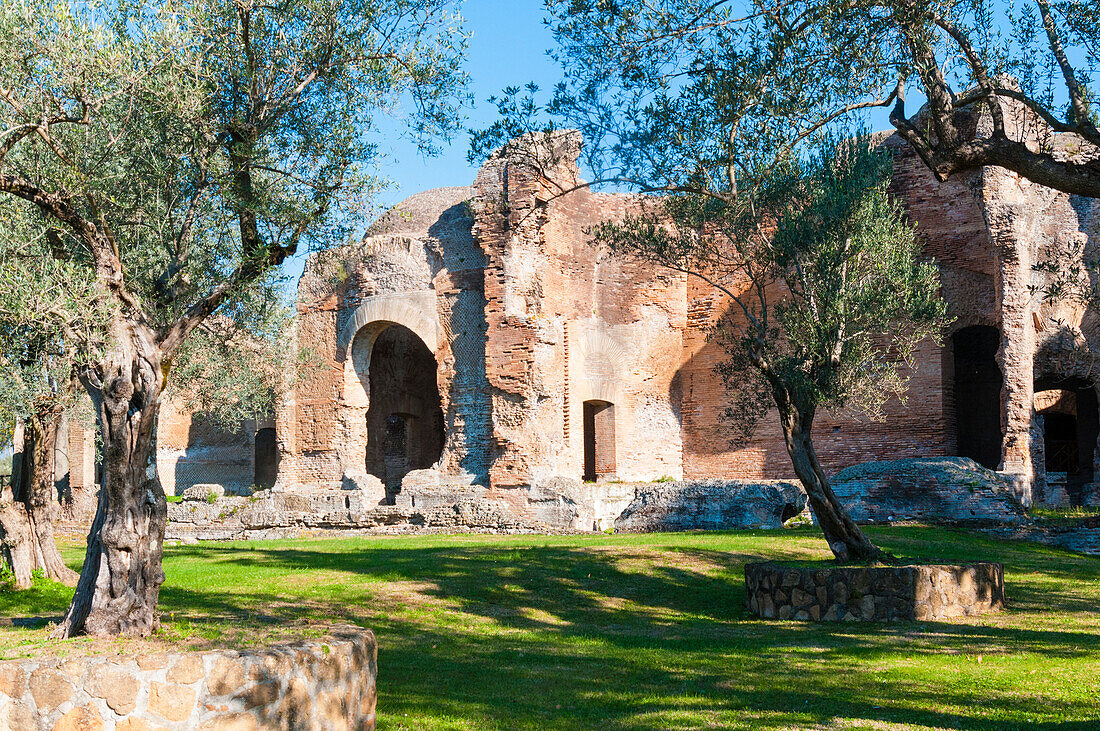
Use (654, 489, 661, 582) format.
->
(953, 326, 1003, 469)
(583, 400, 616, 482)
(364, 324, 445, 488)
(1035, 378, 1098, 504)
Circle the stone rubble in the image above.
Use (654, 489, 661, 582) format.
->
(830, 457, 1029, 525)
(612, 480, 808, 532)
(164, 460, 1046, 541)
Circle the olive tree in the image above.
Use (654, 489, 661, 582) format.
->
(592, 140, 948, 562)
(473, 3, 956, 560)
(522, 0, 1099, 198)
(0, 208, 111, 589)
(0, 0, 467, 637)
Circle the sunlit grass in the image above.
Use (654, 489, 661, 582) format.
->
(1, 527, 1098, 729)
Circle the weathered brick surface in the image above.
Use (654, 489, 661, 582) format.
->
(57, 118, 1100, 514)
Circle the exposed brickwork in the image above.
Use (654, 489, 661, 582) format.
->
(57, 120, 1100, 512)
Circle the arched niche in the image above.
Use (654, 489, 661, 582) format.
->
(582, 399, 616, 482)
(363, 325, 445, 488)
(1034, 376, 1099, 505)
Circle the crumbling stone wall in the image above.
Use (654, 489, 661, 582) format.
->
(274, 185, 492, 494)
(679, 118, 1100, 507)
(156, 398, 258, 497)
(55, 119, 1100, 511)
(679, 136, 986, 482)
(472, 132, 687, 492)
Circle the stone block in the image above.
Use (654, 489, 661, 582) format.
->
(148, 682, 197, 723)
(88, 666, 140, 715)
(182, 484, 225, 501)
(136, 655, 170, 671)
(2, 697, 36, 731)
(207, 657, 246, 696)
(242, 681, 280, 710)
(198, 713, 260, 731)
(51, 703, 103, 731)
(29, 668, 73, 711)
(167, 654, 206, 685)
(0, 665, 27, 697)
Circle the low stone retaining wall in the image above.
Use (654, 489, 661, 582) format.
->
(167, 486, 548, 540)
(745, 562, 1004, 621)
(162, 459, 1032, 541)
(0, 626, 376, 730)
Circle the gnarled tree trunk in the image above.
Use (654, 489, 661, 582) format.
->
(54, 323, 167, 638)
(775, 390, 886, 563)
(0, 409, 80, 588)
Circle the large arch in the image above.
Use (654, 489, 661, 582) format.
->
(363, 324, 445, 488)
(336, 292, 445, 492)
(336, 291, 440, 361)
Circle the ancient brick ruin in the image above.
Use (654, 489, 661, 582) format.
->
(52, 126, 1100, 524)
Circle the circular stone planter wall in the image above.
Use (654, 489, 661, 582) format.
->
(745, 562, 1004, 621)
(0, 626, 376, 730)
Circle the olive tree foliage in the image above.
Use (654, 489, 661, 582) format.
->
(167, 283, 304, 430)
(0, 0, 467, 637)
(0, 205, 113, 589)
(592, 141, 948, 562)
(470, 0, 956, 560)
(473, 0, 1099, 199)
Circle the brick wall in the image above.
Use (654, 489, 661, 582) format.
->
(55, 120, 1100, 508)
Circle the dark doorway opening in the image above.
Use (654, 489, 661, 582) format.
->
(1043, 412, 1078, 473)
(953, 326, 1003, 469)
(1036, 378, 1098, 504)
(366, 325, 445, 489)
(254, 427, 279, 490)
(583, 400, 616, 482)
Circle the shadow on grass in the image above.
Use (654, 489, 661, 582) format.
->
(6, 527, 1100, 729)
(148, 528, 1100, 730)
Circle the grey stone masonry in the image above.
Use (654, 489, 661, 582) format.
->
(831, 458, 1028, 525)
(745, 562, 1005, 622)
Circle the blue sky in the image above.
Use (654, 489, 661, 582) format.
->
(281, 1, 909, 288)
(370, 2, 560, 203)
(282, 1, 560, 286)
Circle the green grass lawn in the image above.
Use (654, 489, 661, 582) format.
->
(2, 527, 1099, 729)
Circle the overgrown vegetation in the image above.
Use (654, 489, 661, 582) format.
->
(1, 529, 1097, 729)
